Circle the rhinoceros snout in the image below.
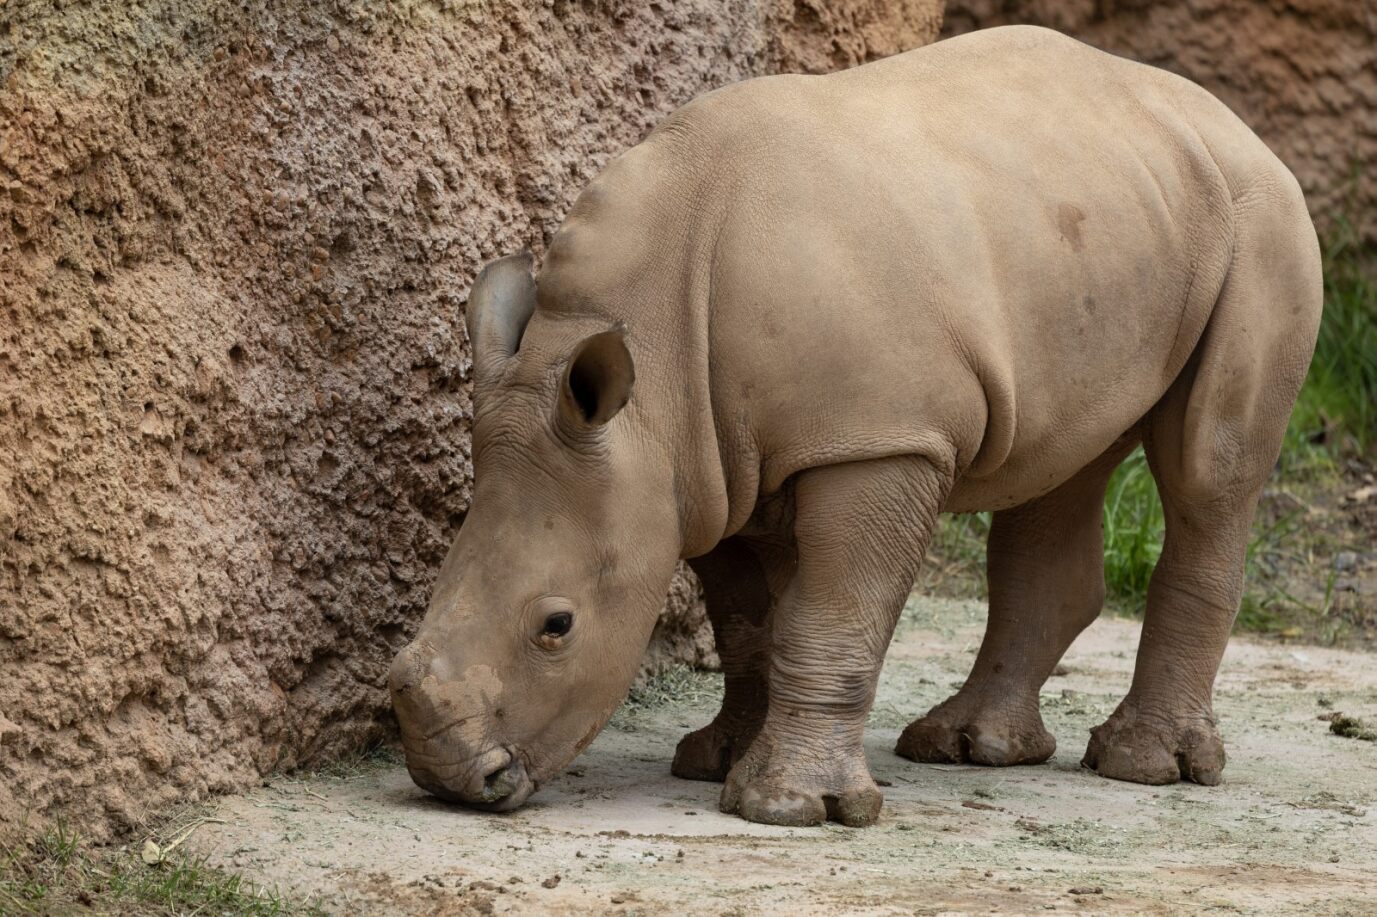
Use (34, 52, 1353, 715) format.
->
(406, 746, 534, 812)
(463, 753, 534, 811)
(389, 642, 536, 811)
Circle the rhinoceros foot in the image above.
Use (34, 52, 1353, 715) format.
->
(718, 733, 882, 827)
(672, 718, 759, 783)
(1082, 702, 1225, 786)
(895, 693, 1056, 767)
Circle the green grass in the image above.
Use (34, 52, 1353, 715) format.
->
(928, 227, 1374, 632)
(0, 818, 322, 916)
(1288, 219, 1377, 457)
(1101, 448, 1165, 605)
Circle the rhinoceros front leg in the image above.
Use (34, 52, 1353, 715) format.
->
(672, 538, 793, 782)
(720, 455, 948, 827)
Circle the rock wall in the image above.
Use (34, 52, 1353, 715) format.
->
(943, 0, 1377, 242)
(0, 0, 942, 840)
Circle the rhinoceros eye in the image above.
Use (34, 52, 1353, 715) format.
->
(542, 611, 573, 638)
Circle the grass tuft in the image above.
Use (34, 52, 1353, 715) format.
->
(611, 664, 723, 731)
(306, 741, 403, 780)
(0, 819, 321, 916)
(1101, 448, 1164, 610)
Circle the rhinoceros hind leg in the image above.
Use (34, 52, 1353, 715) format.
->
(720, 455, 949, 826)
(897, 437, 1136, 767)
(672, 538, 789, 782)
(1080, 463, 1256, 787)
(1084, 197, 1319, 786)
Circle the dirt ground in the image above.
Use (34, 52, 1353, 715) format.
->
(189, 598, 1377, 915)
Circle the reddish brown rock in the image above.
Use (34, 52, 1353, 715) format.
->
(0, 0, 940, 840)
(943, 0, 1377, 242)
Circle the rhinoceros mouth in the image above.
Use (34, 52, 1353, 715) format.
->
(405, 745, 536, 812)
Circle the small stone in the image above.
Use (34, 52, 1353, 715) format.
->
(541, 875, 561, 889)
(1069, 886, 1103, 895)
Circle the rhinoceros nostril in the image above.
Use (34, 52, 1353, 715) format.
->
(479, 758, 523, 803)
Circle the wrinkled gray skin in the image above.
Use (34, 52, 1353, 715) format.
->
(390, 27, 1322, 826)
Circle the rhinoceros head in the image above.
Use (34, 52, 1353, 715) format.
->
(388, 252, 681, 811)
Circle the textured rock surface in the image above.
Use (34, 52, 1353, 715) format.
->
(0, 0, 941, 839)
(944, 0, 1377, 242)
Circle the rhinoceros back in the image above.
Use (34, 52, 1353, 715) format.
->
(546, 25, 1310, 522)
(638, 26, 1303, 515)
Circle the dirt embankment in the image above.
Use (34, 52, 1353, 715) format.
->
(944, 0, 1377, 243)
(0, 0, 942, 841)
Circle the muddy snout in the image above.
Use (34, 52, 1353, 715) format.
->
(405, 746, 534, 812)
(388, 642, 534, 811)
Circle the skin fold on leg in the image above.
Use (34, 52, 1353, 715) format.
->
(896, 436, 1138, 767)
(672, 537, 794, 782)
(719, 455, 950, 827)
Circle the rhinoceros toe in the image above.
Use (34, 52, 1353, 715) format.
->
(718, 736, 884, 827)
(1083, 705, 1225, 786)
(896, 699, 1056, 767)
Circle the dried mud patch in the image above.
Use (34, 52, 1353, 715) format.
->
(190, 599, 1377, 915)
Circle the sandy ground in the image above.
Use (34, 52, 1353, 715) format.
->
(190, 599, 1377, 915)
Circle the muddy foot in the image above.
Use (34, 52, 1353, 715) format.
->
(720, 736, 881, 827)
(895, 695, 1055, 766)
(671, 718, 758, 783)
(1083, 703, 1225, 785)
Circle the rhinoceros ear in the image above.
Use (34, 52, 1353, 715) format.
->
(466, 251, 537, 385)
(558, 326, 634, 429)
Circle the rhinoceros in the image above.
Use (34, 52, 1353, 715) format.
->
(388, 25, 1321, 826)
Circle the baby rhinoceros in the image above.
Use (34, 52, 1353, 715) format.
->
(388, 26, 1321, 826)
